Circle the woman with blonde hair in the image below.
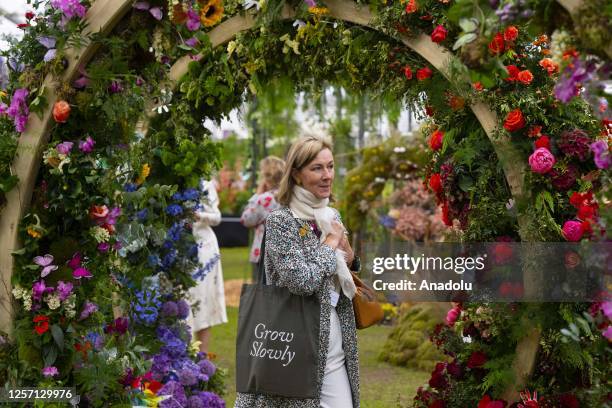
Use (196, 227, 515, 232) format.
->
(240, 156, 285, 280)
(235, 134, 360, 408)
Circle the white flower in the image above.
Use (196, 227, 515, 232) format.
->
(374, 177, 385, 183)
(505, 198, 515, 210)
(293, 19, 306, 29)
(393, 146, 406, 153)
(243, 0, 261, 10)
(23, 297, 32, 311)
(12, 285, 25, 300)
(45, 293, 61, 310)
(90, 226, 110, 243)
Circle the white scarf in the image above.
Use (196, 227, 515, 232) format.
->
(289, 186, 357, 300)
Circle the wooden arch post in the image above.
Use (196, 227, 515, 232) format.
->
(0, 0, 134, 336)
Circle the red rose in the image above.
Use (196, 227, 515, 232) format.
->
(503, 26, 519, 42)
(473, 82, 483, 91)
(581, 220, 592, 236)
(503, 109, 526, 132)
(417, 67, 433, 81)
(429, 173, 442, 194)
(577, 204, 596, 220)
(429, 130, 444, 151)
(405, 0, 417, 13)
(25, 11, 35, 19)
(431, 25, 447, 43)
(517, 70, 533, 85)
(467, 350, 487, 368)
(569, 191, 593, 208)
(478, 395, 506, 408)
(403, 66, 413, 80)
(441, 201, 452, 226)
(425, 105, 435, 116)
(505, 65, 519, 81)
(33, 315, 49, 335)
(534, 135, 550, 149)
(52, 100, 71, 123)
(488, 33, 505, 54)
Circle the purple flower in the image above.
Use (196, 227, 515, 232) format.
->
(7, 88, 29, 132)
(133, 1, 150, 10)
(97, 242, 110, 252)
(178, 368, 198, 386)
(185, 37, 199, 48)
(73, 66, 90, 88)
(67, 252, 81, 269)
(79, 300, 98, 320)
(304, 0, 316, 7)
(198, 359, 216, 378)
(56, 141, 73, 155)
(187, 396, 205, 408)
(548, 164, 578, 190)
(108, 80, 123, 94)
(79, 136, 95, 153)
(73, 266, 92, 279)
(603, 326, 612, 341)
(32, 280, 54, 302)
(186, 6, 201, 31)
(177, 300, 190, 319)
(136, 77, 144, 86)
(590, 140, 610, 169)
(149, 7, 162, 20)
(554, 57, 597, 103)
(161, 301, 178, 317)
(42, 366, 59, 377)
(196, 391, 224, 408)
(158, 381, 187, 408)
(105, 317, 129, 335)
(50, 0, 87, 20)
(56, 281, 73, 301)
(105, 207, 121, 225)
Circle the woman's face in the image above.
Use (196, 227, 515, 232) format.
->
(293, 148, 334, 199)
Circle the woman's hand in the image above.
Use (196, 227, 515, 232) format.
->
(338, 233, 355, 266)
(323, 220, 345, 249)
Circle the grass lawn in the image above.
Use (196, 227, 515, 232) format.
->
(214, 247, 429, 407)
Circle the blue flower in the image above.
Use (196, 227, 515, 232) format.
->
(171, 192, 184, 201)
(148, 254, 161, 267)
(161, 248, 178, 269)
(182, 188, 199, 201)
(132, 288, 161, 325)
(192, 253, 220, 281)
(124, 183, 138, 192)
(379, 215, 396, 229)
(167, 222, 183, 242)
(136, 208, 148, 221)
(165, 204, 183, 216)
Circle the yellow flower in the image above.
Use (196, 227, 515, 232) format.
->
(136, 163, 151, 185)
(308, 6, 329, 15)
(199, 0, 224, 27)
(27, 227, 42, 239)
(299, 225, 309, 237)
(190, 340, 202, 354)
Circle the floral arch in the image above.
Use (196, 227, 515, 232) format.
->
(0, 0, 609, 405)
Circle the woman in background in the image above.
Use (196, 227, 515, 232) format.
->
(240, 156, 285, 281)
(189, 179, 228, 353)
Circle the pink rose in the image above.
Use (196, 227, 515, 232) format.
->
(562, 220, 583, 242)
(528, 147, 555, 174)
(445, 306, 461, 326)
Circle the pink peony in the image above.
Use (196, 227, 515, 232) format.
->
(528, 147, 555, 174)
(445, 306, 461, 326)
(562, 220, 583, 242)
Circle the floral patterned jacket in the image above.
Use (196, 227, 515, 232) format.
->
(234, 206, 360, 408)
(240, 190, 280, 263)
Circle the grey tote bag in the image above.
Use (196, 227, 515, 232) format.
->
(235, 230, 321, 399)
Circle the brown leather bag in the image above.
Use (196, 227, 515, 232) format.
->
(351, 272, 384, 329)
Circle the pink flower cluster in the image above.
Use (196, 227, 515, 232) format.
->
(0, 88, 29, 132)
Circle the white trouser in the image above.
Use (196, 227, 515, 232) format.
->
(320, 307, 353, 408)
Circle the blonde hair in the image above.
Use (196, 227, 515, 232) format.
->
(260, 156, 285, 190)
(277, 134, 334, 206)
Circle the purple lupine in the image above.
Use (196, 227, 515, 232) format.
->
(554, 57, 597, 103)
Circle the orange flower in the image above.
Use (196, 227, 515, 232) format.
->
(405, 0, 417, 13)
(472, 82, 483, 91)
(52, 100, 71, 123)
(517, 70, 533, 85)
(532, 34, 549, 46)
(503, 26, 518, 42)
(199, 0, 224, 27)
(448, 94, 465, 111)
(488, 33, 505, 55)
(539, 58, 559, 76)
(171, 3, 188, 24)
(429, 130, 445, 151)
